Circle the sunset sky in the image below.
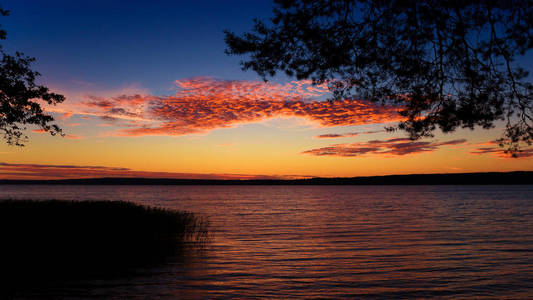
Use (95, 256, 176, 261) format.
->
(1, 0, 532, 180)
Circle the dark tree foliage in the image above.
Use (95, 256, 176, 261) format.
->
(225, 0, 533, 155)
(0, 7, 64, 146)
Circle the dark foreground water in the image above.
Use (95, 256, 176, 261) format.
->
(1, 185, 533, 299)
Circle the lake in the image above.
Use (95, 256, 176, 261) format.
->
(1, 185, 532, 299)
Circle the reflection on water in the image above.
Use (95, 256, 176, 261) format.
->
(1, 185, 533, 298)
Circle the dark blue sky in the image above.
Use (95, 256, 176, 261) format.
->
(1, 0, 275, 94)
(2, 1, 532, 95)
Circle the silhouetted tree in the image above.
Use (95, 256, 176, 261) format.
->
(0, 7, 64, 146)
(225, 0, 533, 155)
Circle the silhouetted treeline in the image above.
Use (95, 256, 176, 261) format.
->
(1, 171, 531, 185)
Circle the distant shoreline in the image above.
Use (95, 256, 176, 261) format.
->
(0, 171, 532, 185)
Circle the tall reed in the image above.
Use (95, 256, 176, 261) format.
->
(0, 200, 209, 294)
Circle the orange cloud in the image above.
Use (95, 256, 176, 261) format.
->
(65, 134, 83, 140)
(302, 138, 467, 157)
(315, 133, 348, 138)
(314, 130, 385, 139)
(85, 98, 114, 109)
(55, 112, 73, 120)
(77, 78, 402, 137)
(469, 144, 533, 159)
(0, 162, 307, 180)
(32, 129, 84, 140)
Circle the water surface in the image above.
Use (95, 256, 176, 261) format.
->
(1, 185, 532, 298)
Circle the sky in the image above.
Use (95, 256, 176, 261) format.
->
(0, 0, 532, 180)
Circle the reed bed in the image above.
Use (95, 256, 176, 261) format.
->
(0, 200, 209, 294)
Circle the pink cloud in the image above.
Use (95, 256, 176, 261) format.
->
(466, 139, 533, 158)
(84, 98, 114, 109)
(315, 133, 348, 138)
(314, 130, 385, 139)
(56, 112, 73, 120)
(75, 78, 402, 137)
(469, 146, 533, 159)
(0, 162, 308, 180)
(302, 138, 467, 157)
(65, 134, 83, 140)
(33, 129, 84, 140)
